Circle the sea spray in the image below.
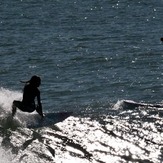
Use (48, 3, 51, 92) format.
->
(0, 87, 22, 114)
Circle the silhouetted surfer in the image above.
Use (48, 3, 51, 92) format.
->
(12, 75, 44, 118)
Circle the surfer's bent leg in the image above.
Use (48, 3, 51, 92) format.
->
(12, 101, 36, 116)
(12, 100, 22, 117)
(12, 102, 16, 117)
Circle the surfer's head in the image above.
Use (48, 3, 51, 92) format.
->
(20, 75, 41, 87)
(29, 75, 41, 87)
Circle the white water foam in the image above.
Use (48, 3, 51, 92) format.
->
(0, 88, 22, 162)
(112, 100, 124, 110)
(0, 147, 12, 163)
(0, 87, 23, 128)
(0, 87, 22, 114)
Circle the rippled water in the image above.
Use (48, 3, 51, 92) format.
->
(0, 0, 163, 162)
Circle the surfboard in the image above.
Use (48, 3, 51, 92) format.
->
(122, 100, 163, 109)
(16, 111, 73, 128)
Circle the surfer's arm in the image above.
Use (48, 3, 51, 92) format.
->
(37, 106, 44, 118)
(36, 91, 44, 118)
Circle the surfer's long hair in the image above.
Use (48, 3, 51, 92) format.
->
(20, 75, 41, 87)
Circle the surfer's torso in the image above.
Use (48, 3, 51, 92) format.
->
(22, 84, 40, 106)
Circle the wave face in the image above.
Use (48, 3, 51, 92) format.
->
(0, 97, 163, 162)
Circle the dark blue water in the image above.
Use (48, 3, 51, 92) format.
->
(0, 1, 163, 162)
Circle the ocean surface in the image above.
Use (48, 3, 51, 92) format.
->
(0, 0, 163, 162)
